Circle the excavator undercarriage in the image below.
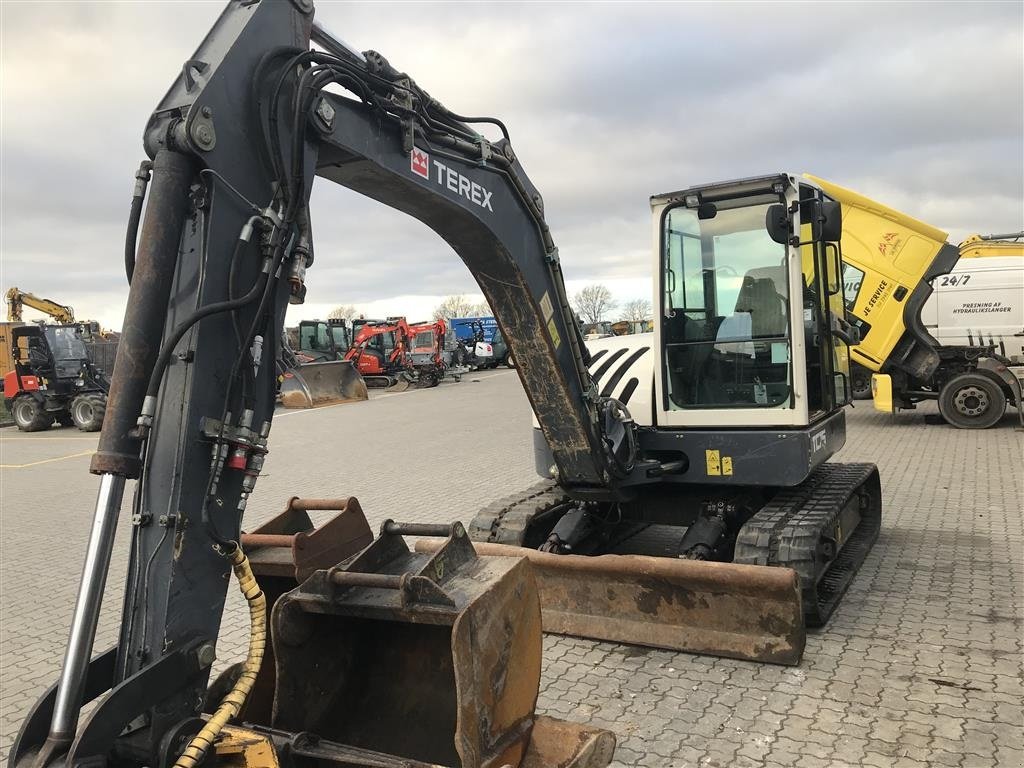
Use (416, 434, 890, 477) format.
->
(451, 461, 881, 663)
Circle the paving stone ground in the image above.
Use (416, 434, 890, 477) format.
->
(1, 369, 1021, 767)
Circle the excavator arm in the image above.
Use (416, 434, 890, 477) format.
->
(307, 56, 615, 488)
(125, 1, 618, 492)
(5, 287, 76, 324)
(12, 4, 625, 767)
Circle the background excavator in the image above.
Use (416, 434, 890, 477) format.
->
(405, 317, 458, 386)
(344, 317, 413, 387)
(2, 288, 111, 431)
(6, 287, 77, 325)
(277, 319, 367, 408)
(344, 317, 454, 388)
(10, 3, 884, 768)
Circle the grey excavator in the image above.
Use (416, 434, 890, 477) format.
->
(10, 2, 880, 768)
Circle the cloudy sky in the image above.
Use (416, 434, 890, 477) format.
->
(2, 1, 1021, 330)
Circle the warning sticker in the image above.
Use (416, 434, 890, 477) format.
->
(547, 318, 561, 350)
(722, 456, 733, 476)
(539, 292, 555, 322)
(705, 449, 721, 476)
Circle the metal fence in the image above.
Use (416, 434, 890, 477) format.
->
(85, 339, 119, 375)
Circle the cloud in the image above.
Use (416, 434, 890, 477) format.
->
(1, 1, 1020, 330)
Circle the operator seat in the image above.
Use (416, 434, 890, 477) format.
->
(734, 275, 786, 339)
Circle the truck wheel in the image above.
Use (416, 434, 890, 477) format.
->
(71, 394, 106, 432)
(938, 373, 1006, 429)
(12, 397, 51, 432)
(505, 353, 516, 369)
(851, 366, 872, 400)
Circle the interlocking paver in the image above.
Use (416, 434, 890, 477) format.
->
(1, 370, 1022, 766)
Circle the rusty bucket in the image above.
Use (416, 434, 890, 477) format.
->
(270, 521, 545, 768)
(416, 540, 806, 665)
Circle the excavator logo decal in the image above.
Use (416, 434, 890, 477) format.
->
(410, 149, 495, 212)
(411, 148, 430, 179)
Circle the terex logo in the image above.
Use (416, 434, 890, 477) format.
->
(411, 148, 430, 179)
(409, 149, 494, 212)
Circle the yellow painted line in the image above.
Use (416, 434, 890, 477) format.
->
(0, 450, 95, 469)
(0, 436, 99, 441)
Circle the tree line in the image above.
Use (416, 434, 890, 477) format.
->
(328, 283, 649, 325)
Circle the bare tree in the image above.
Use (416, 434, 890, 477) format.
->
(328, 304, 358, 321)
(572, 284, 617, 324)
(469, 300, 492, 317)
(620, 298, 652, 322)
(434, 294, 482, 319)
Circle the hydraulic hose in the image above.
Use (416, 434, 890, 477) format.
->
(173, 547, 265, 768)
(137, 224, 270, 428)
(124, 160, 154, 285)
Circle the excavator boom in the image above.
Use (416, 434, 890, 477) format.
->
(5, 287, 76, 324)
(11, 4, 619, 767)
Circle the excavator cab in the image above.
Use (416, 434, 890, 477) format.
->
(656, 174, 853, 438)
(297, 320, 339, 361)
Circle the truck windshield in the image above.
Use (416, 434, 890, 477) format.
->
(662, 202, 791, 409)
(44, 327, 89, 361)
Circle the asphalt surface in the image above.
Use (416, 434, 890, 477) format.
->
(1, 369, 1021, 767)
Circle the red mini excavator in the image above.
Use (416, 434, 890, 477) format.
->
(406, 318, 457, 386)
(343, 318, 413, 388)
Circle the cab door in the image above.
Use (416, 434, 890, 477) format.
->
(798, 186, 853, 419)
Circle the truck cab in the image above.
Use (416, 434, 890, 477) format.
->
(810, 175, 1022, 427)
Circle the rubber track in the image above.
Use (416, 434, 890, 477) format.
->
(733, 462, 881, 627)
(468, 479, 568, 546)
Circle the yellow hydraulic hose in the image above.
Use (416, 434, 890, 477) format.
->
(174, 547, 266, 768)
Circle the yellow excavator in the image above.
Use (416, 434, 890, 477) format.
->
(5, 287, 76, 324)
(10, 5, 886, 768)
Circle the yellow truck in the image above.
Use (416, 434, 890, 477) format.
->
(808, 175, 1023, 428)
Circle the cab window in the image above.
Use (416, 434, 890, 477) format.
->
(662, 203, 791, 409)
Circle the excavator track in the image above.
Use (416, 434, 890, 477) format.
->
(469, 479, 566, 547)
(733, 462, 882, 627)
(470, 463, 882, 634)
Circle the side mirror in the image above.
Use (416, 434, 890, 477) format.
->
(820, 200, 842, 242)
(765, 204, 789, 245)
(697, 202, 717, 220)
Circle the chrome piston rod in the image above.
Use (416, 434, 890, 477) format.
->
(47, 473, 126, 743)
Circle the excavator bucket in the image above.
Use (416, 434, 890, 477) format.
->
(278, 360, 367, 408)
(270, 521, 615, 768)
(205, 497, 375, 723)
(416, 540, 806, 665)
